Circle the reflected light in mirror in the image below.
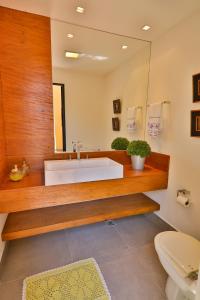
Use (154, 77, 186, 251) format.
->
(80, 53, 109, 61)
(67, 33, 74, 39)
(76, 6, 85, 14)
(142, 25, 151, 31)
(65, 51, 80, 58)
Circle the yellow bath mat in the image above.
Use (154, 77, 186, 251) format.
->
(22, 258, 111, 300)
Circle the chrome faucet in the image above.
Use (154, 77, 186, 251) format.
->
(72, 141, 82, 160)
(76, 141, 82, 160)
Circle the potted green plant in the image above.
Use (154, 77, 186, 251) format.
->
(111, 137, 129, 150)
(127, 140, 151, 170)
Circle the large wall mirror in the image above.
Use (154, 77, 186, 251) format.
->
(51, 20, 151, 152)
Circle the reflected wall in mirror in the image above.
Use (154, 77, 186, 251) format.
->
(51, 20, 151, 152)
(53, 83, 66, 152)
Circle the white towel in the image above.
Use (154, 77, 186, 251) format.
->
(147, 103, 162, 137)
(127, 107, 136, 120)
(127, 107, 136, 132)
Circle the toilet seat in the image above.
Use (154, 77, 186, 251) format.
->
(155, 231, 200, 277)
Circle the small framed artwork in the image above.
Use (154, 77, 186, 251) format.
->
(113, 99, 121, 114)
(191, 110, 200, 137)
(193, 73, 200, 102)
(112, 117, 120, 131)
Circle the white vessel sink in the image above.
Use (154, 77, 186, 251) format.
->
(44, 157, 123, 186)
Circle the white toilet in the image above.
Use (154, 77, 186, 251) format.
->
(154, 231, 200, 300)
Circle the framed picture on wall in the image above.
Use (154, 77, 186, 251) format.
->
(193, 73, 200, 102)
(112, 117, 120, 131)
(113, 99, 121, 114)
(191, 110, 200, 137)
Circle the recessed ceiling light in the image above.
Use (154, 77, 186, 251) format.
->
(67, 33, 74, 39)
(142, 25, 151, 31)
(65, 51, 80, 59)
(122, 45, 128, 50)
(76, 6, 85, 13)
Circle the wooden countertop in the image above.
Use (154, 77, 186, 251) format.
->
(0, 163, 168, 213)
(0, 170, 44, 190)
(0, 164, 165, 191)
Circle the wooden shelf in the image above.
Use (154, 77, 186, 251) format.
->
(2, 194, 160, 241)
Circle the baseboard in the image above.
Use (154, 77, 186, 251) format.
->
(0, 241, 8, 267)
(154, 211, 179, 232)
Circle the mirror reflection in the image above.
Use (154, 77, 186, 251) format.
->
(51, 20, 151, 152)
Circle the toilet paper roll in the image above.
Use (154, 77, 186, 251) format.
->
(176, 195, 190, 207)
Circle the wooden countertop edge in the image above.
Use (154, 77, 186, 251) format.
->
(0, 170, 168, 213)
(0, 164, 166, 191)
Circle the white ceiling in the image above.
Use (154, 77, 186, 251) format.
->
(1, 0, 200, 41)
(51, 20, 149, 75)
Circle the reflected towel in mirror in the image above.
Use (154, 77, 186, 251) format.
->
(127, 107, 136, 132)
(147, 103, 162, 137)
(127, 119, 136, 132)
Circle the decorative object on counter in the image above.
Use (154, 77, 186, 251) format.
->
(9, 165, 24, 182)
(127, 140, 151, 170)
(22, 160, 30, 176)
(191, 110, 200, 137)
(113, 99, 121, 114)
(193, 73, 200, 102)
(111, 137, 129, 150)
(147, 102, 162, 137)
(112, 117, 120, 131)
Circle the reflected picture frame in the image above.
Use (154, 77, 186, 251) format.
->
(113, 99, 121, 114)
(193, 73, 200, 103)
(112, 117, 120, 131)
(191, 110, 200, 137)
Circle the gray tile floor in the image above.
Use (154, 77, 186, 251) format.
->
(0, 213, 173, 300)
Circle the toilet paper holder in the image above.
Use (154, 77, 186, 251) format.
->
(177, 189, 191, 207)
(177, 189, 190, 197)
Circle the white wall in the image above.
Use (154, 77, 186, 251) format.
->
(53, 68, 107, 151)
(104, 46, 150, 146)
(146, 10, 200, 239)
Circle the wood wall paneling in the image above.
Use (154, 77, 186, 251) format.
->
(0, 72, 7, 182)
(0, 6, 54, 169)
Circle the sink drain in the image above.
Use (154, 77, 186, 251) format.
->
(105, 220, 117, 226)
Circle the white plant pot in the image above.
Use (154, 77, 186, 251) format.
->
(131, 155, 146, 170)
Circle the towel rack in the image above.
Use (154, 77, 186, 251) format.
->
(147, 101, 171, 107)
(126, 106, 143, 110)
